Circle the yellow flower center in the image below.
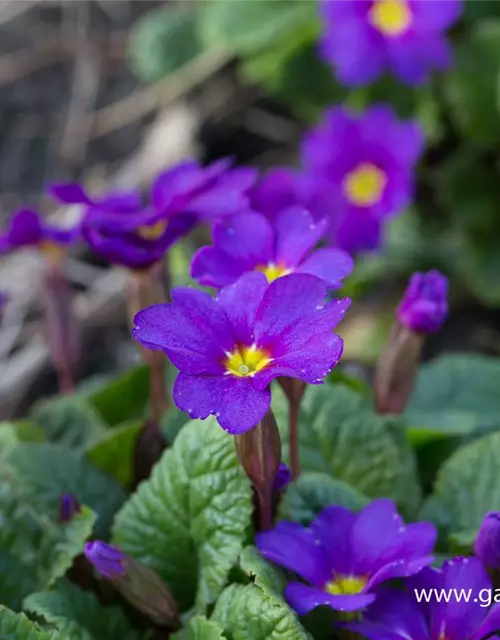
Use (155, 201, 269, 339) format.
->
(369, 0, 412, 36)
(324, 575, 367, 596)
(343, 163, 387, 207)
(137, 220, 167, 240)
(225, 345, 272, 378)
(255, 263, 291, 283)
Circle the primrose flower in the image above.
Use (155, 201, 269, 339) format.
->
(84, 541, 126, 579)
(256, 499, 436, 614)
(474, 512, 500, 573)
(396, 270, 448, 334)
(0, 208, 78, 260)
(301, 105, 424, 254)
(190, 207, 354, 288)
(319, 0, 462, 86)
(350, 558, 500, 640)
(132, 272, 349, 434)
(250, 168, 302, 222)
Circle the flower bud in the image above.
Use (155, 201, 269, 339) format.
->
(396, 270, 448, 335)
(273, 463, 292, 493)
(474, 512, 500, 572)
(235, 409, 282, 493)
(84, 541, 179, 627)
(59, 493, 81, 523)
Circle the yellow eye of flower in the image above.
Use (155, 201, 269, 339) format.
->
(369, 0, 412, 37)
(324, 575, 367, 596)
(137, 221, 167, 240)
(225, 345, 272, 378)
(343, 163, 387, 207)
(255, 263, 291, 283)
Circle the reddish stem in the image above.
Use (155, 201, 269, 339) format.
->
(289, 397, 300, 480)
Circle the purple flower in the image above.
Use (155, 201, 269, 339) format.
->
(250, 168, 303, 222)
(273, 463, 292, 493)
(84, 541, 126, 579)
(0, 209, 79, 257)
(151, 158, 257, 220)
(319, 0, 462, 86)
(301, 105, 424, 254)
(474, 512, 500, 573)
(350, 558, 500, 640)
(396, 270, 448, 334)
(256, 499, 436, 614)
(190, 207, 354, 288)
(59, 493, 81, 523)
(132, 272, 349, 434)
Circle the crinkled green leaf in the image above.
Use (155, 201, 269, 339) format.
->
(406, 355, 500, 435)
(421, 431, 500, 542)
(238, 546, 284, 595)
(279, 472, 369, 525)
(0, 551, 37, 611)
(31, 396, 107, 448)
(200, 0, 316, 55)
(24, 580, 143, 640)
(0, 606, 63, 639)
(273, 384, 421, 514)
(172, 615, 225, 640)
(129, 6, 203, 83)
(6, 443, 126, 537)
(113, 417, 253, 612)
(212, 584, 308, 640)
(87, 365, 149, 426)
(86, 421, 142, 487)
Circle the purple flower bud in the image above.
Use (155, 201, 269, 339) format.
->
(84, 541, 126, 579)
(273, 463, 292, 493)
(59, 493, 81, 523)
(396, 270, 448, 334)
(474, 512, 500, 572)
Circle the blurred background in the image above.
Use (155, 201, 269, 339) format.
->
(1, 0, 500, 418)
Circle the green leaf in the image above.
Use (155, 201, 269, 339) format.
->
(444, 21, 500, 147)
(129, 6, 203, 83)
(279, 472, 369, 525)
(0, 422, 20, 453)
(212, 584, 308, 640)
(459, 240, 500, 306)
(160, 407, 190, 444)
(6, 443, 126, 537)
(86, 421, 142, 487)
(238, 546, 284, 596)
(200, 0, 316, 56)
(422, 431, 500, 542)
(31, 396, 107, 448)
(88, 365, 149, 427)
(273, 384, 421, 514)
(113, 417, 253, 612)
(0, 551, 37, 611)
(172, 616, 225, 640)
(24, 580, 143, 640)
(0, 606, 63, 640)
(406, 355, 500, 435)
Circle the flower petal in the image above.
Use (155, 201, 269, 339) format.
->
(336, 210, 382, 254)
(297, 247, 354, 288)
(49, 183, 94, 205)
(274, 207, 327, 266)
(256, 523, 331, 586)
(311, 506, 357, 575)
(216, 272, 269, 345)
(190, 246, 245, 288)
(474, 603, 500, 640)
(285, 582, 376, 616)
(250, 167, 300, 220)
(212, 211, 273, 267)
(173, 373, 271, 434)
(366, 555, 434, 591)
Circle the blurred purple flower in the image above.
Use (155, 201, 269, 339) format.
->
(132, 272, 349, 434)
(59, 493, 81, 523)
(256, 499, 436, 615)
(301, 105, 424, 254)
(474, 512, 500, 573)
(349, 558, 500, 640)
(0, 208, 79, 257)
(190, 207, 353, 288)
(84, 541, 126, 579)
(273, 462, 292, 492)
(396, 270, 448, 334)
(250, 168, 303, 222)
(319, 0, 462, 86)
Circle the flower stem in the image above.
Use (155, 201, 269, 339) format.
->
(257, 484, 272, 531)
(289, 397, 300, 480)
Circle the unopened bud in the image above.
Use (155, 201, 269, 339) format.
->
(474, 512, 500, 573)
(59, 493, 81, 523)
(235, 409, 282, 493)
(273, 463, 292, 493)
(84, 541, 179, 627)
(396, 270, 448, 335)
